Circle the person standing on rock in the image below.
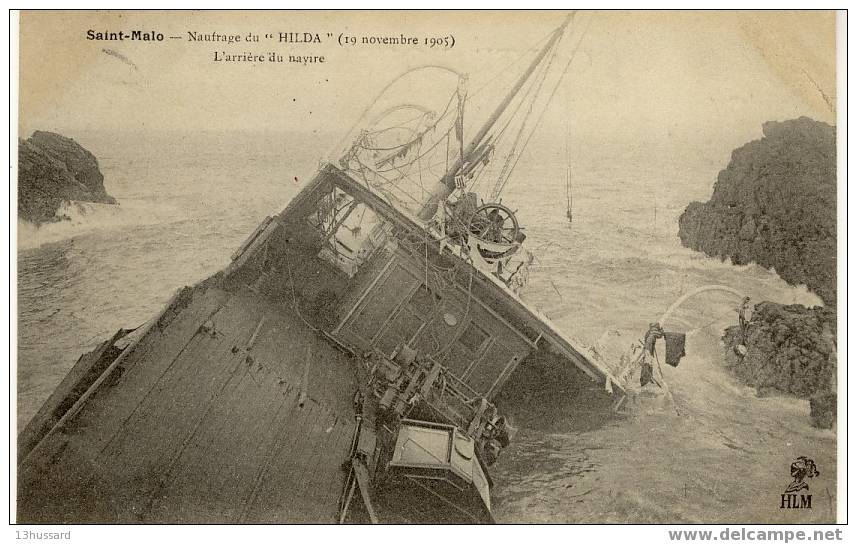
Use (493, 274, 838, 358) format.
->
(737, 297, 752, 343)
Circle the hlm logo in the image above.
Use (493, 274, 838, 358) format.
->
(780, 456, 819, 509)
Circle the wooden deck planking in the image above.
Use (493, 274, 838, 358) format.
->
(244, 311, 357, 416)
(238, 303, 358, 522)
(306, 413, 357, 518)
(17, 287, 233, 523)
(257, 399, 331, 518)
(241, 398, 354, 523)
(124, 289, 356, 523)
(95, 297, 260, 479)
(84, 297, 263, 521)
(18, 285, 360, 523)
(147, 350, 300, 522)
(234, 383, 305, 522)
(18, 329, 126, 460)
(239, 387, 318, 521)
(276, 404, 343, 522)
(65, 287, 232, 458)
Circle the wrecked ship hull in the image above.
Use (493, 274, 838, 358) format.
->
(17, 164, 622, 523)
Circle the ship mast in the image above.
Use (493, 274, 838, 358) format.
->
(417, 15, 572, 221)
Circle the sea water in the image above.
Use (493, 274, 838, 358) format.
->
(16, 129, 835, 523)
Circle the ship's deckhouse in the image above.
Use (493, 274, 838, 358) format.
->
(227, 163, 620, 402)
(333, 250, 532, 399)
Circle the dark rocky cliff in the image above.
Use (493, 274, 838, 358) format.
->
(18, 131, 117, 225)
(678, 117, 836, 306)
(722, 302, 836, 428)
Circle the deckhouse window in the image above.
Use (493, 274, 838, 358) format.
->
(307, 186, 389, 277)
(458, 321, 489, 354)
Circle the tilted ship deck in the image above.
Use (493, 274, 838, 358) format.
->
(17, 17, 626, 523)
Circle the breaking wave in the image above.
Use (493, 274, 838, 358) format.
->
(18, 199, 184, 251)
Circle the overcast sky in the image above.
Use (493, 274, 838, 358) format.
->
(18, 10, 836, 150)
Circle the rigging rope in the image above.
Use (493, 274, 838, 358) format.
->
(489, 15, 593, 200)
(328, 64, 463, 158)
(464, 56, 553, 194)
(466, 25, 557, 102)
(356, 92, 457, 153)
(489, 34, 562, 200)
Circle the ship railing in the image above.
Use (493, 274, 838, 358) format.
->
(415, 357, 494, 432)
(437, 367, 481, 403)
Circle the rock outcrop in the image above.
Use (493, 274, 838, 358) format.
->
(679, 117, 836, 306)
(18, 131, 117, 225)
(809, 390, 837, 430)
(722, 301, 836, 428)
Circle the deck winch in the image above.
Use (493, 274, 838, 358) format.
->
(363, 345, 510, 465)
(467, 203, 524, 263)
